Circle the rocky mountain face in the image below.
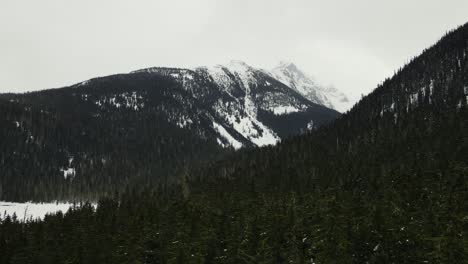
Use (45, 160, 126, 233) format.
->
(269, 61, 351, 112)
(130, 60, 340, 148)
(0, 60, 339, 201)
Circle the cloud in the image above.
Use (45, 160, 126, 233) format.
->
(292, 39, 393, 101)
(1, 0, 467, 97)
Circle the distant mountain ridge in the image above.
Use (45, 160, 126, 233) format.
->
(197, 23, 468, 195)
(129, 60, 340, 147)
(269, 61, 351, 112)
(0, 60, 339, 201)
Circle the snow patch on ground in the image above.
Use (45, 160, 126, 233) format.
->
(60, 168, 76, 180)
(307, 120, 314, 130)
(226, 115, 278, 146)
(95, 92, 144, 110)
(212, 121, 243, 149)
(380, 101, 396, 117)
(78, 80, 90, 86)
(465, 86, 468, 102)
(269, 105, 302, 115)
(176, 116, 193, 128)
(409, 92, 419, 106)
(0, 202, 75, 221)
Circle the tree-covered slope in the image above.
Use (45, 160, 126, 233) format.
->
(195, 23, 468, 192)
(0, 61, 339, 201)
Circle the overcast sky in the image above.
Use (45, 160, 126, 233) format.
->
(1, 0, 468, 102)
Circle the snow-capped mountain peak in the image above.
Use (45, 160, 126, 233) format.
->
(74, 61, 339, 150)
(270, 61, 351, 113)
(227, 59, 251, 68)
(192, 61, 284, 148)
(276, 61, 303, 76)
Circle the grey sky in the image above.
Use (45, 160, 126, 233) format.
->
(1, 0, 467, 102)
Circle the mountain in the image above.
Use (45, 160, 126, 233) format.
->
(0, 60, 339, 201)
(197, 24, 468, 194)
(132, 60, 340, 145)
(160, 23, 468, 262)
(270, 61, 351, 112)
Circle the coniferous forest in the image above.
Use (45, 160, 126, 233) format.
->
(1, 22, 468, 263)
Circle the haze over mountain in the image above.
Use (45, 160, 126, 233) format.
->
(3, 0, 468, 103)
(269, 61, 351, 112)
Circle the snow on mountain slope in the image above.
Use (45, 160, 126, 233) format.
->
(73, 61, 340, 150)
(196, 61, 280, 147)
(269, 61, 352, 113)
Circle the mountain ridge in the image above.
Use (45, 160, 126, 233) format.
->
(0, 60, 340, 201)
(269, 61, 351, 112)
(194, 22, 468, 192)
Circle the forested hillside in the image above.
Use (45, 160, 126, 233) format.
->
(0, 76, 227, 201)
(194, 22, 468, 193)
(0, 62, 339, 202)
(1, 23, 468, 263)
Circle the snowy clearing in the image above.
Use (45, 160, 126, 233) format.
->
(270, 105, 302, 115)
(0, 201, 78, 221)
